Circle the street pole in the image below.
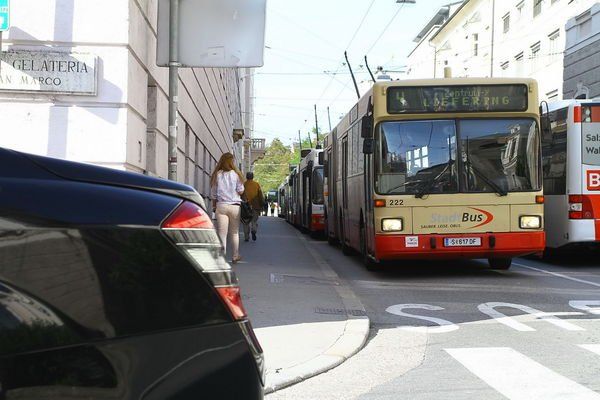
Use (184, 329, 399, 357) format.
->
(168, 0, 180, 181)
(298, 130, 302, 150)
(314, 104, 319, 147)
(490, 0, 495, 77)
(327, 106, 332, 132)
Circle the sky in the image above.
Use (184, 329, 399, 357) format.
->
(252, 0, 455, 146)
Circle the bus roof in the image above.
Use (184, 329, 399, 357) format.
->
(546, 98, 600, 113)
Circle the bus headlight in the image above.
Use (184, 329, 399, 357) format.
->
(382, 218, 403, 232)
(520, 215, 541, 229)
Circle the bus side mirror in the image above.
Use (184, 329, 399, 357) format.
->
(361, 115, 373, 138)
(363, 138, 374, 154)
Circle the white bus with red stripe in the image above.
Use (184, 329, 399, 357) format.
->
(542, 99, 600, 248)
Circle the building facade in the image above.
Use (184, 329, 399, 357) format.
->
(407, 0, 597, 102)
(563, 3, 600, 99)
(0, 0, 258, 203)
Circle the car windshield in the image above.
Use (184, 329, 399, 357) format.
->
(312, 167, 324, 204)
(376, 118, 540, 195)
(376, 120, 458, 195)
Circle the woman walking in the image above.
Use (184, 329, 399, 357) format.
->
(210, 153, 245, 263)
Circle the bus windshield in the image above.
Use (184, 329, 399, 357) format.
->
(376, 118, 540, 195)
(312, 167, 324, 204)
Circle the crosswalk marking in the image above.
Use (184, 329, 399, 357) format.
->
(446, 347, 600, 400)
(579, 344, 600, 356)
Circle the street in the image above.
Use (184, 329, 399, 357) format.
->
(243, 217, 600, 399)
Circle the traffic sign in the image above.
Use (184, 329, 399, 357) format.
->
(0, 0, 9, 32)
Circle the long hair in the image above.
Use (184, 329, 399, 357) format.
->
(210, 152, 244, 187)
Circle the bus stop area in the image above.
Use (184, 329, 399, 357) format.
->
(234, 216, 370, 393)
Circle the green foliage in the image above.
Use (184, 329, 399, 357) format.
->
(253, 138, 294, 192)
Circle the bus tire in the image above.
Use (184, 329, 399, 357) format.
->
(488, 257, 512, 270)
(360, 223, 379, 271)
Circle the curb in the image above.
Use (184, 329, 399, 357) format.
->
(264, 231, 370, 394)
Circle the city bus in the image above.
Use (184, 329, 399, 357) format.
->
(324, 78, 545, 270)
(296, 148, 325, 234)
(277, 178, 288, 218)
(542, 98, 600, 249)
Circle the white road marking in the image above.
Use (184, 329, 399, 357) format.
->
(570, 300, 600, 315)
(514, 262, 600, 288)
(579, 344, 600, 356)
(386, 304, 459, 333)
(446, 347, 600, 400)
(478, 302, 585, 331)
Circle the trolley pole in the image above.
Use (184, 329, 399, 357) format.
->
(298, 130, 302, 150)
(168, 0, 181, 181)
(327, 106, 332, 132)
(314, 104, 319, 147)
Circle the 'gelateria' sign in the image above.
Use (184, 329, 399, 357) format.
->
(0, 51, 97, 95)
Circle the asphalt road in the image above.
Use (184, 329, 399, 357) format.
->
(267, 224, 600, 400)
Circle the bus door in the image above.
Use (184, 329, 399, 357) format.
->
(363, 141, 375, 257)
(580, 103, 600, 240)
(342, 136, 349, 240)
(542, 107, 568, 247)
(331, 131, 339, 239)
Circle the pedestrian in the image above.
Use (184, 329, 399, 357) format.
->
(210, 152, 245, 263)
(263, 195, 269, 216)
(270, 201, 277, 217)
(242, 172, 264, 242)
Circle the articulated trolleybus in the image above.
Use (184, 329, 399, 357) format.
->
(542, 98, 600, 249)
(324, 78, 544, 270)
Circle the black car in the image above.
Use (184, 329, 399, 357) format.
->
(0, 148, 264, 399)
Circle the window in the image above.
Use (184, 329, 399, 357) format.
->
(501, 61, 510, 77)
(546, 89, 559, 101)
(516, 1, 525, 20)
(515, 52, 524, 75)
(376, 120, 457, 195)
(548, 30, 560, 62)
(530, 42, 541, 73)
(542, 108, 567, 195)
(503, 13, 510, 33)
(533, 0, 542, 17)
(577, 11, 592, 39)
(472, 33, 479, 56)
(460, 119, 541, 193)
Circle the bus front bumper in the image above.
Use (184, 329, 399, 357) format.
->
(374, 231, 545, 260)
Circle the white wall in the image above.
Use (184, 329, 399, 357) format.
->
(0, 0, 249, 198)
(408, 0, 597, 101)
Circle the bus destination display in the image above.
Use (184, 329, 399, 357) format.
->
(387, 84, 528, 114)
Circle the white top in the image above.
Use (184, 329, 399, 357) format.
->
(211, 170, 244, 204)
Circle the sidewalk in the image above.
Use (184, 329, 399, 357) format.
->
(233, 217, 370, 393)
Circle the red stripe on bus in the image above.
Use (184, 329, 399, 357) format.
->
(574, 106, 582, 123)
(374, 232, 545, 260)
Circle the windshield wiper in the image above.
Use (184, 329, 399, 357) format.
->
(464, 137, 507, 196)
(415, 159, 454, 199)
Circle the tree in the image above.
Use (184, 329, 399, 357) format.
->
(253, 138, 294, 192)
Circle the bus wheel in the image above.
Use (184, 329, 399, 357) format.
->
(488, 257, 512, 270)
(360, 224, 379, 271)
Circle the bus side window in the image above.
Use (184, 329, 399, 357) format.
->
(542, 107, 568, 195)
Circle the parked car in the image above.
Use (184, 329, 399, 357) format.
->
(0, 147, 264, 399)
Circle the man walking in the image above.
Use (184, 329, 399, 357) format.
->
(243, 172, 264, 241)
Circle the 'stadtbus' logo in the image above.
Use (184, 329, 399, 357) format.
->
(464, 207, 494, 228)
